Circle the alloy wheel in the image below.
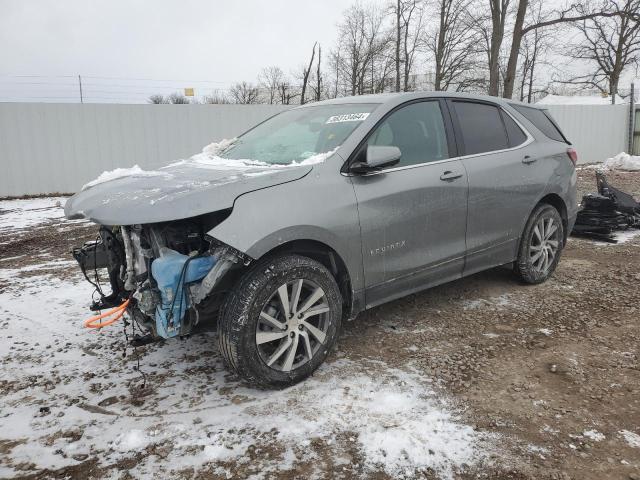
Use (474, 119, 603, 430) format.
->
(529, 215, 560, 274)
(255, 279, 331, 372)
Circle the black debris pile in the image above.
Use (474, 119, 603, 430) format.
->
(571, 172, 640, 243)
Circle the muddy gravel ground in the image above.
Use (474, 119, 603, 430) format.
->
(0, 170, 639, 480)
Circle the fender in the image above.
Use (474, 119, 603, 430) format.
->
(207, 159, 365, 293)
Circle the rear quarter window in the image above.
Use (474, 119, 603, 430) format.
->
(512, 105, 567, 143)
(501, 111, 528, 147)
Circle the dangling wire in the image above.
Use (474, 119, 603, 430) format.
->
(83, 298, 130, 328)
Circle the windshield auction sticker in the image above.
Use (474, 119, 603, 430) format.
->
(326, 112, 370, 124)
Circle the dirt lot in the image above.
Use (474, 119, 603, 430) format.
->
(0, 169, 639, 479)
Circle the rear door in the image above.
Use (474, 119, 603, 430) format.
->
(448, 99, 545, 275)
(349, 99, 469, 307)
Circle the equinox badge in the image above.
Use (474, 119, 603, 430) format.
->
(369, 240, 406, 256)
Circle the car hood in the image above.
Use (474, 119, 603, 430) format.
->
(64, 160, 313, 225)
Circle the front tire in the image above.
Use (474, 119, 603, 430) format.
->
(218, 254, 342, 389)
(514, 203, 564, 284)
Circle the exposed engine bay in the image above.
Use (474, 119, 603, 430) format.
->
(72, 215, 249, 340)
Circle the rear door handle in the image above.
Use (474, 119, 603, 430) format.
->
(440, 170, 463, 181)
(522, 155, 537, 164)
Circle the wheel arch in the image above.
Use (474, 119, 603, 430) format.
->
(537, 193, 569, 244)
(257, 238, 359, 321)
(515, 192, 569, 261)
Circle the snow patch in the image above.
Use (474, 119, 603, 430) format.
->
(0, 196, 82, 233)
(201, 137, 237, 156)
(620, 430, 640, 448)
(583, 430, 605, 442)
(601, 152, 640, 171)
(82, 165, 171, 190)
(596, 229, 640, 246)
(165, 138, 335, 172)
(463, 294, 512, 311)
(115, 430, 150, 451)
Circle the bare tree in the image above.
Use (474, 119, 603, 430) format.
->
(300, 43, 317, 104)
(428, 0, 479, 91)
(259, 66, 286, 104)
(335, 2, 390, 96)
(517, 1, 549, 102)
(278, 81, 297, 104)
(395, 0, 401, 91)
(486, 0, 511, 96)
(502, 0, 634, 98)
(315, 45, 323, 101)
(562, 0, 640, 101)
(391, 0, 426, 92)
(202, 90, 231, 104)
(167, 92, 190, 104)
(229, 81, 260, 104)
(148, 94, 168, 104)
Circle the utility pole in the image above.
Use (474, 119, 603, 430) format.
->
(629, 82, 635, 154)
(334, 50, 339, 98)
(78, 75, 84, 104)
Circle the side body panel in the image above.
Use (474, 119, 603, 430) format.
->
(351, 160, 468, 308)
(460, 143, 549, 275)
(508, 106, 579, 234)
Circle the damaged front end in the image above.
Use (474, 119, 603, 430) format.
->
(72, 216, 249, 340)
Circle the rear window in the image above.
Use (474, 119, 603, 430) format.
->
(512, 105, 567, 143)
(453, 101, 508, 155)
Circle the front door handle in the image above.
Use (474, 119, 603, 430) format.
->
(440, 170, 463, 181)
(522, 155, 537, 164)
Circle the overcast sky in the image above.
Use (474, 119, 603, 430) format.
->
(0, 0, 362, 102)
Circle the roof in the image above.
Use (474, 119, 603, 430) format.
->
(296, 91, 545, 110)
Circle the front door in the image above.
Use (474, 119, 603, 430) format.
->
(349, 100, 469, 308)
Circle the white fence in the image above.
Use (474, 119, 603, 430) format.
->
(543, 104, 629, 164)
(0, 102, 631, 197)
(0, 103, 288, 197)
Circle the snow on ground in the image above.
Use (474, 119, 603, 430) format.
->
(0, 199, 493, 479)
(620, 430, 640, 448)
(594, 229, 640, 246)
(602, 152, 640, 171)
(578, 152, 640, 171)
(582, 430, 605, 442)
(0, 196, 70, 234)
(462, 294, 512, 311)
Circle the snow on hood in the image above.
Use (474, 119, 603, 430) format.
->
(66, 139, 335, 225)
(82, 138, 335, 189)
(82, 165, 171, 190)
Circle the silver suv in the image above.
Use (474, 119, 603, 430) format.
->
(66, 92, 578, 388)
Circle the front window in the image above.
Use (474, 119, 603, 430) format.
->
(366, 100, 450, 167)
(220, 104, 379, 165)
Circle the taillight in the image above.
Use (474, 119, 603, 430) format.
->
(566, 147, 578, 166)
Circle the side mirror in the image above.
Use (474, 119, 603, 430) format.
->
(350, 145, 402, 174)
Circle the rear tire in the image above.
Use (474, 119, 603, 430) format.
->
(218, 254, 342, 389)
(514, 203, 564, 284)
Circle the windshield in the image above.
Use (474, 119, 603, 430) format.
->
(220, 103, 379, 165)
